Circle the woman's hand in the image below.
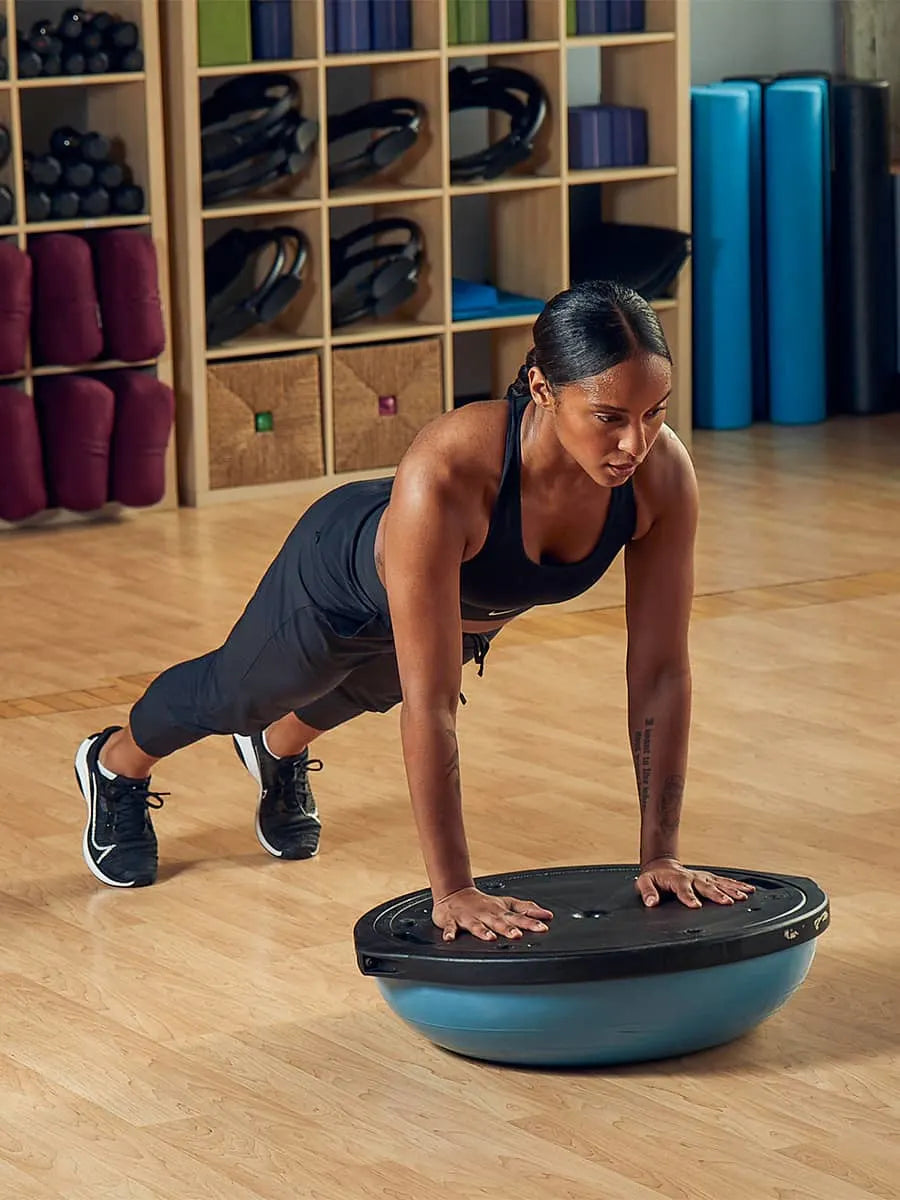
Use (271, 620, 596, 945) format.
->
(636, 857, 755, 909)
(432, 886, 554, 942)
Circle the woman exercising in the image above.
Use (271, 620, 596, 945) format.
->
(75, 280, 753, 940)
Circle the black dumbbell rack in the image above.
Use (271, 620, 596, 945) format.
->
(0, 0, 178, 528)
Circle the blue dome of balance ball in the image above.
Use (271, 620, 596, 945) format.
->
(353, 865, 830, 1067)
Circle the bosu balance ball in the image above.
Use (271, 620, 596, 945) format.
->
(354, 865, 830, 1067)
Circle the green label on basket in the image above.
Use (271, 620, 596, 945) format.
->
(255, 411, 274, 433)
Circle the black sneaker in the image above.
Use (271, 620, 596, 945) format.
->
(232, 732, 323, 859)
(74, 725, 166, 888)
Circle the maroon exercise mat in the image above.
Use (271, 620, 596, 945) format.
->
(93, 229, 166, 362)
(35, 375, 115, 512)
(106, 371, 175, 507)
(0, 386, 48, 522)
(30, 234, 104, 366)
(0, 243, 33, 375)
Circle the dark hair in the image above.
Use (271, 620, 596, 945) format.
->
(505, 279, 671, 401)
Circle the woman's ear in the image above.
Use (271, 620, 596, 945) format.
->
(528, 366, 556, 411)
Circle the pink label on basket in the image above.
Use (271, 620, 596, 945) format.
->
(378, 394, 397, 416)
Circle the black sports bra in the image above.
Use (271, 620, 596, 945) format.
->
(457, 393, 637, 621)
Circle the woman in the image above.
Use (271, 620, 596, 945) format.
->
(75, 280, 754, 939)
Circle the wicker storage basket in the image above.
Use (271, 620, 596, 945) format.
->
(332, 337, 443, 473)
(206, 353, 324, 489)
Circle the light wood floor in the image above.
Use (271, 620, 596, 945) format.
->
(1, 413, 899, 1199)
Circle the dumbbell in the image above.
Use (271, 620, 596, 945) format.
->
(25, 187, 52, 222)
(24, 151, 63, 189)
(106, 19, 140, 51)
(96, 159, 128, 190)
(0, 124, 10, 170)
(111, 183, 144, 214)
(0, 185, 14, 226)
(114, 46, 143, 72)
(26, 19, 56, 54)
(16, 37, 43, 77)
(57, 7, 90, 41)
(50, 127, 110, 164)
(50, 188, 80, 219)
(78, 184, 111, 217)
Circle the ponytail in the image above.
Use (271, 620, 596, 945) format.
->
(505, 347, 537, 402)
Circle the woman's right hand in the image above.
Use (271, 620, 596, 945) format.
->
(432, 886, 554, 942)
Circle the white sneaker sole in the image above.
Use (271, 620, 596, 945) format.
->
(74, 735, 138, 888)
(233, 733, 319, 859)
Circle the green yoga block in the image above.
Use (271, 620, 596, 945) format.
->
(457, 0, 489, 43)
(447, 0, 460, 44)
(197, 0, 252, 66)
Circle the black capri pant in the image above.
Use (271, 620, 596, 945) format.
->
(129, 516, 493, 759)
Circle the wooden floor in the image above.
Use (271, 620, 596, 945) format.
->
(1, 413, 899, 1199)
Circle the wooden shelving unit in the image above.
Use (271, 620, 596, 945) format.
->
(161, 0, 691, 508)
(0, 0, 177, 529)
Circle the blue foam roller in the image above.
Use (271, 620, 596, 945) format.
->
(690, 85, 754, 429)
(764, 80, 829, 425)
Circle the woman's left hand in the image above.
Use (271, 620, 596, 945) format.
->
(636, 857, 755, 909)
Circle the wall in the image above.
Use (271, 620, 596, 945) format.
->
(690, 0, 841, 85)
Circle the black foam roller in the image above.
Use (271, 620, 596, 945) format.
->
(830, 79, 898, 415)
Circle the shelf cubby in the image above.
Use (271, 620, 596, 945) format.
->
(0, 0, 176, 532)
(160, 0, 691, 507)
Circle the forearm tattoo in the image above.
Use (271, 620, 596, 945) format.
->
(659, 774, 684, 836)
(631, 717, 654, 812)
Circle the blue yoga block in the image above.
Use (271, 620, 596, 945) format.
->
(765, 79, 829, 425)
(691, 84, 755, 429)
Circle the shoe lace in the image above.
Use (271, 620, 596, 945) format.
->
(276, 755, 323, 815)
(107, 778, 168, 843)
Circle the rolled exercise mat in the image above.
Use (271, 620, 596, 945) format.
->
(0, 242, 32, 376)
(722, 76, 772, 422)
(0, 387, 48, 522)
(764, 78, 829, 424)
(690, 84, 754, 429)
(106, 372, 175, 508)
(92, 229, 166, 362)
(30, 234, 103, 366)
(831, 79, 898, 415)
(35, 375, 115, 512)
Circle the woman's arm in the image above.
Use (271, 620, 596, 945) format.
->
(623, 436, 752, 909)
(623, 436, 698, 871)
(382, 446, 553, 940)
(382, 458, 474, 901)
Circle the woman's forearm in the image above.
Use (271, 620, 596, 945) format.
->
(399, 704, 475, 900)
(627, 669, 692, 865)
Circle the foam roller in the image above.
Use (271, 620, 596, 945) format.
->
(831, 79, 898, 415)
(106, 372, 175, 507)
(0, 243, 33, 376)
(30, 234, 103, 366)
(35, 375, 115, 512)
(93, 229, 166, 363)
(690, 84, 754, 429)
(0, 387, 48, 522)
(764, 79, 829, 425)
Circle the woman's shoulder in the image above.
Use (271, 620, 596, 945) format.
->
(398, 398, 512, 484)
(632, 424, 698, 532)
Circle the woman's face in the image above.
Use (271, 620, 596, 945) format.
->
(530, 353, 672, 486)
